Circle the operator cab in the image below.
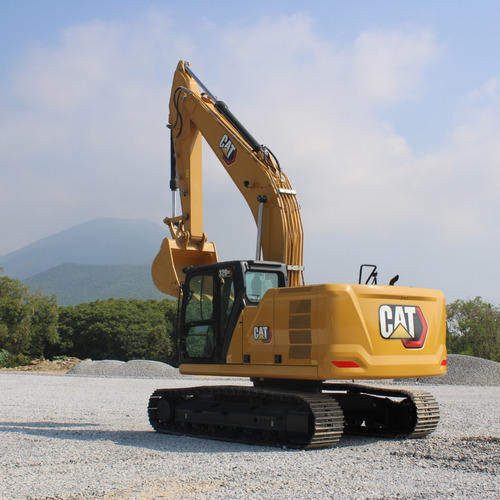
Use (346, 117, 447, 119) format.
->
(179, 260, 287, 364)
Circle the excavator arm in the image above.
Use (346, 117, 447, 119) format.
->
(153, 61, 304, 296)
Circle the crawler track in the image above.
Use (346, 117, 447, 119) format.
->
(148, 383, 439, 448)
(148, 385, 343, 449)
(324, 382, 440, 439)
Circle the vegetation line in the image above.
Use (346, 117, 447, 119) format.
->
(1, 270, 499, 369)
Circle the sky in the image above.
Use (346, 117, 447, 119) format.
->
(1, 0, 499, 304)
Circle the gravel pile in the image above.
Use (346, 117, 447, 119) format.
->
(67, 354, 500, 386)
(403, 354, 500, 386)
(68, 359, 185, 378)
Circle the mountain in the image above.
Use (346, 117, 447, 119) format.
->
(0, 218, 167, 280)
(24, 263, 166, 306)
(0, 218, 172, 305)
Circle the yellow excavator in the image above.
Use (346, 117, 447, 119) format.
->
(148, 61, 447, 449)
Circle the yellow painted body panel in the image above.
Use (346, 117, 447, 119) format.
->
(180, 283, 447, 380)
(241, 300, 275, 365)
(179, 363, 319, 379)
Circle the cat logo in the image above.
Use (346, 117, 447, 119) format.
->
(219, 134, 237, 165)
(253, 325, 272, 343)
(379, 305, 428, 349)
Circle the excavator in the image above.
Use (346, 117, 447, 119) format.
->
(148, 61, 447, 449)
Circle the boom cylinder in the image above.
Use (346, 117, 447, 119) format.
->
(169, 131, 179, 217)
(255, 195, 267, 259)
(182, 62, 262, 153)
(214, 101, 262, 153)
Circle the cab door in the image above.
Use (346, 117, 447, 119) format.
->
(181, 271, 216, 361)
(180, 264, 240, 363)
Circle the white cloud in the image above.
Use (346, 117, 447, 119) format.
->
(350, 30, 440, 105)
(14, 21, 125, 112)
(1, 10, 499, 302)
(1, 10, 182, 252)
(201, 20, 441, 239)
(407, 79, 500, 245)
(0, 15, 455, 245)
(467, 76, 500, 102)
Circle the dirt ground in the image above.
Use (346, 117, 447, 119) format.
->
(0, 356, 81, 373)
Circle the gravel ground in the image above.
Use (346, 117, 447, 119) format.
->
(1, 359, 499, 500)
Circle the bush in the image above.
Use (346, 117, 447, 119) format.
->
(57, 298, 177, 363)
(447, 297, 500, 362)
(1, 269, 178, 365)
(0, 348, 9, 368)
(0, 273, 59, 361)
(0, 349, 32, 369)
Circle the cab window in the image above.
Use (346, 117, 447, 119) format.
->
(245, 271, 279, 302)
(185, 274, 213, 323)
(184, 274, 214, 358)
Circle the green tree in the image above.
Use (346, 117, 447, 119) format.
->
(146, 300, 178, 365)
(446, 297, 500, 362)
(58, 298, 176, 363)
(0, 275, 31, 357)
(0, 271, 59, 366)
(28, 292, 59, 358)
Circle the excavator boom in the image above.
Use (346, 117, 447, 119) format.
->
(152, 61, 303, 296)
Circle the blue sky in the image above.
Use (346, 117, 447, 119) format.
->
(1, 1, 499, 304)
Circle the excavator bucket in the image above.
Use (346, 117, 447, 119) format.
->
(152, 238, 218, 297)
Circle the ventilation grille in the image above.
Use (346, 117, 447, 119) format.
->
(288, 299, 312, 359)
